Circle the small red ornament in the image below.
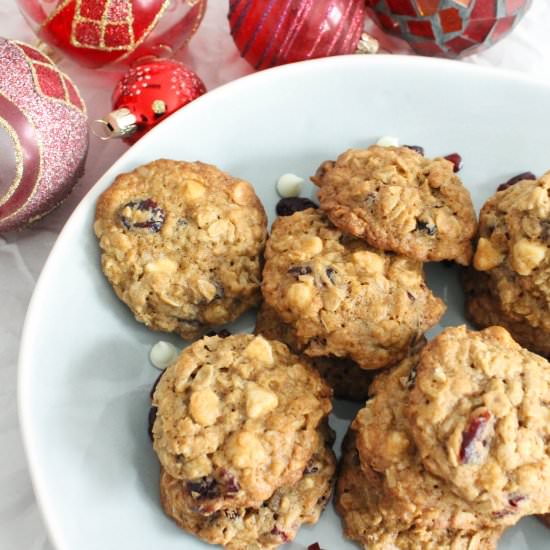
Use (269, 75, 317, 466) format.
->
(17, 0, 207, 68)
(98, 58, 206, 144)
(365, 0, 532, 58)
(228, 0, 368, 70)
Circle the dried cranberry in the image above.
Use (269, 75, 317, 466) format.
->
(459, 410, 492, 464)
(508, 494, 525, 508)
(444, 153, 463, 172)
(147, 406, 157, 441)
(120, 199, 165, 232)
(407, 291, 416, 302)
(405, 145, 424, 156)
(416, 220, 437, 236)
(206, 329, 231, 338)
(325, 267, 336, 283)
(187, 477, 220, 500)
(288, 265, 312, 278)
(497, 171, 536, 192)
(308, 544, 322, 550)
(219, 469, 240, 494)
(270, 527, 289, 542)
(276, 197, 318, 216)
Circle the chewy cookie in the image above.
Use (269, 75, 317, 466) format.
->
(312, 146, 477, 265)
(261, 208, 445, 370)
(352, 354, 501, 531)
(151, 334, 332, 513)
(255, 302, 374, 401)
(463, 268, 550, 357)
(468, 172, 550, 354)
(408, 325, 550, 521)
(160, 428, 336, 550)
(94, 160, 267, 339)
(336, 433, 503, 550)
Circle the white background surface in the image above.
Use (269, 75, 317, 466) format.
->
(2, 1, 550, 549)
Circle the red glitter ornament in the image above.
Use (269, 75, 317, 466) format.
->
(17, 0, 207, 68)
(228, 0, 368, 70)
(0, 38, 88, 233)
(99, 58, 206, 144)
(365, 0, 532, 58)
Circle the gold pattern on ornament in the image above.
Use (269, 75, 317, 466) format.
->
(13, 42, 87, 116)
(0, 91, 45, 224)
(0, 114, 24, 209)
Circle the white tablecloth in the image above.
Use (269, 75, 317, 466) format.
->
(1, 1, 550, 548)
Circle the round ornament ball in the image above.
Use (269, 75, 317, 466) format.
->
(229, 0, 367, 70)
(17, 0, 207, 68)
(0, 38, 88, 233)
(99, 58, 206, 144)
(365, 0, 532, 58)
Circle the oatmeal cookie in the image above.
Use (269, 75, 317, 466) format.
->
(94, 159, 267, 339)
(463, 268, 550, 357)
(352, 355, 505, 531)
(313, 146, 477, 265)
(336, 433, 503, 550)
(408, 325, 550, 520)
(254, 302, 374, 401)
(470, 172, 550, 343)
(261, 208, 445, 370)
(159, 428, 336, 550)
(151, 334, 332, 513)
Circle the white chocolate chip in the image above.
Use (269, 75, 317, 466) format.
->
(244, 336, 274, 364)
(377, 136, 399, 147)
(150, 341, 179, 370)
(189, 388, 220, 426)
(276, 173, 304, 198)
(246, 383, 279, 418)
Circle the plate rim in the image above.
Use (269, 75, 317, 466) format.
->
(17, 53, 550, 550)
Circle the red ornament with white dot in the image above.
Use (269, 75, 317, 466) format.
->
(101, 58, 206, 143)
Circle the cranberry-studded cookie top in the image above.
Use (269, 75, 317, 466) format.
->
(262, 208, 445, 369)
(408, 325, 550, 520)
(159, 426, 336, 550)
(151, 334, 332, 513)
(313, 146, 477, 265)
(94, 160, 267, 338)
(472, 173, 550, 333)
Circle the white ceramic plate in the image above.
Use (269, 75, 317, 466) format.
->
(19, 55, 550, 550)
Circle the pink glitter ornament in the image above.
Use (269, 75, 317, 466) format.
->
(228, 0, 368, 70)
(0, 38, 88, 233)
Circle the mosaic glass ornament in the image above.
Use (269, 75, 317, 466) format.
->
(98, 58, 206, 144)
(365, 0, 532, 57)
(17, 0, 207, 68)
(228, 0, 368, 70)
(0, 38, 88, 232)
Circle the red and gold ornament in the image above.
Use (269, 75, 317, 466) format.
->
(0, 38, 88, 233)
(99, 57, 206, 144)
(17, 0, 207, 68)
(228, 0, 371, 70)
(365, 0, 532, 58)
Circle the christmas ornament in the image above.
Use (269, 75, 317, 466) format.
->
(98, 58, 206, 144)
(365, 0, 532, 58)
(17, 0, 207, 68)
(228, 0, 372, 70)
(0, 38, 88, 233)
